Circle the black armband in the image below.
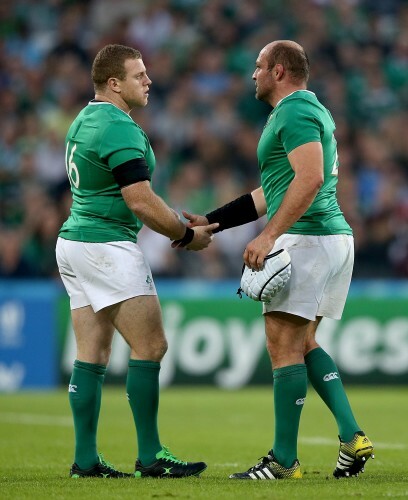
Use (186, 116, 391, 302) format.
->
(206, 193, 258, 233)
(172, 227, 194, 247)
(112, 158, 151, 188)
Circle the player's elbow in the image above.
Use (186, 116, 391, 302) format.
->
(309, 172, 324, 192)
(127, 199, 148, 218)
(315, 175, 324, 190)
(297, 173, 323, 193)
(301, 176, 323, 201)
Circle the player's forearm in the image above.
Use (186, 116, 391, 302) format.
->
(205, 190, 262, 232)
(251, 187, 267, 217)
(140, 214, 186, 241)
(135, 198, 186, 240)
(122, 182, 186, 240)
(264, 176, 322, 239)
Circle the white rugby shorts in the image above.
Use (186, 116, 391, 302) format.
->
(56, 238, 157, 312)
(263, 234, 354, 321)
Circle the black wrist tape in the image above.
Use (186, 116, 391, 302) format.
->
(173, 226, 194, 247)
(206, 193, 258, 233)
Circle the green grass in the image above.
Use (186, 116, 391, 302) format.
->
(0, 386, 407, 499)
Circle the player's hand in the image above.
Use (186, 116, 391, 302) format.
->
(186, 223, 219, 250)
(243, 233, 276, 270)
(182, 210, 209, 228)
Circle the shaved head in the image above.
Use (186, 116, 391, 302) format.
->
(261, 40, 309, 83)
(265, 40, 304, 52)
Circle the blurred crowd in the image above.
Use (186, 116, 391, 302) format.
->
(1, 0, 408, 280)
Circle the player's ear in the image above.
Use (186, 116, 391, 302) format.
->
(274, 64, 284, 80)
(108, 77, 121, 93)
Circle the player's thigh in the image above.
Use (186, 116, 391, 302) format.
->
(106, 295, 167, 361)
(303, 317, 322, 355)
(71, 305, 115, 365)
(264, 311, 310, 368)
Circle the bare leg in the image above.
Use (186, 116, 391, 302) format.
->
(105, 295, 167, 361)
(303, 316, 322, 356)
(71, 305, 115, 364)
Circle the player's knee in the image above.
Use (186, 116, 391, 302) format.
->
(266, 337, 274, 358)
(157, 338, 168, 360)
(304, 338, 320, 356)
(100, 345, 112, 365)
(266, 337, 303, 366)
(77, 344, 112, 365)
(266, 337, 290, 358)
(148, 337, 168, 362)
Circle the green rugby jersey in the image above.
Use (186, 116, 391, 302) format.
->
(258, 90, 352, 235)
(59, 101, 155, 243)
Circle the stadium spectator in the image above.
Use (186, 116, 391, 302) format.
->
(0, 0, 407, 280)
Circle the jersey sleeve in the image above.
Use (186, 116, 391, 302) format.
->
(275, 99, 322, 154)
(99, 120, 147, 169)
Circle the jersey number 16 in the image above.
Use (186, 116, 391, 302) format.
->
(65, 141, 80, 188)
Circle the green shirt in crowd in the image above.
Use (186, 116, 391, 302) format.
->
(59, 101, 155, 243)
(258, 90, 352, 235)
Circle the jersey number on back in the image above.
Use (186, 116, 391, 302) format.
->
(65, 141, 80, 188)
(331, 150, 339, 176)
(331, 135, 339, 176)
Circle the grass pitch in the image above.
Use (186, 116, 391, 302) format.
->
(0, 386, 407, 499)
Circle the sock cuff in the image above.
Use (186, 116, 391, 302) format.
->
(74, 359, 107, 375)
(304, 347, 329, 365)
(273, 363, 306, 379)
(128, 359, 161, 371)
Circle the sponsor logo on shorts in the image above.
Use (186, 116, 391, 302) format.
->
(146, 275, 152, 284)
(323, 372, 339, 382)
(68, 384, 77, 393)
(295, 398, 306, 405)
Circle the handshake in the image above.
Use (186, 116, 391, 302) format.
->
(171, 210, 217, 251)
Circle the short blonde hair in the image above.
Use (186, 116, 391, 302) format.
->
(92, 44, 142, 91)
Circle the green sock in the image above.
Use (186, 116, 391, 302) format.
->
(127, 359, 162, 466)
(272, 364, 307, 468)
(69, 359, 106, 469)
(305, 347, 360, 442)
